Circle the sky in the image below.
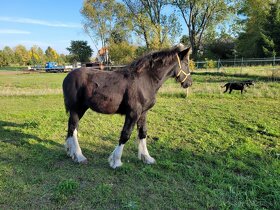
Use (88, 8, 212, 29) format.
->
(0, 0, 93, 55)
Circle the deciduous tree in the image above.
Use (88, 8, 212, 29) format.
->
(45, 46, 59, 62)
(14, 45, 30, 65)
(123, 0, 181, 50)
(67, 40, 93, 62)
(172, 0, 240, 58)
(81, 0, 131, 49)
(29, 45, 45, 65)
(2, 46, 14, 65)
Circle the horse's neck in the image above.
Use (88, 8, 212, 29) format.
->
(151, 63, 175, 91)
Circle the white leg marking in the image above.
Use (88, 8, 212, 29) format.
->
(65, 129, 87, 163)
(138, 138, 155, 164)
(108, 144, 124, 169)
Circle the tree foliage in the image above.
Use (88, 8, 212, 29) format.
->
(108, 41, 138, 65)
(171, 0, 240, 58)
(45, 46, 59, 62)
(206, 33, 235, 59)
(0, 45, 70, 67)
(67, 40, 93, 63)
(14, 45, 30, 66)
(123, 0, 181, 50)
(261, 2, 280, 57)
(81, 0, 130, 49)
(29, 45, 45, 65)
(236, 0, 280, 57)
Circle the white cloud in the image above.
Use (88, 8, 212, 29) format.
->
(0, 16, 81, 28)
(0, 29, 30, 34)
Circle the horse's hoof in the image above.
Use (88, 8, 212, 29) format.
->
(71, 153, 87, 164)
(141, 154, 156, 164)
(79, 158, 88, 164)
(108, 154, 123, 169)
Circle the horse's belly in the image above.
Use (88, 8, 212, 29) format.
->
(88, 93, 122, 114)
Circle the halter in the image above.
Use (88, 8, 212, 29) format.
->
(176, 54, 191, 83)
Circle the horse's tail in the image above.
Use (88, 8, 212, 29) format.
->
(62, 72, 79, 113)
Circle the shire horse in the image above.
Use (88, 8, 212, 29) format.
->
(62, 44, 192, 168)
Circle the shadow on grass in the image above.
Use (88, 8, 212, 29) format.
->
(0, 120, 279, 209)
(0, 120, 113, 169)
(0, 120, 61, 147)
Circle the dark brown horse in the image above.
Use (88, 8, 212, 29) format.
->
(62, 44, 192, 168)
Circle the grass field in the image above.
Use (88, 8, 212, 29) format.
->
(0, 68, 279, 209)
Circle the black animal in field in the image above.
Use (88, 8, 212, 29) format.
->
(221, 80, 254, 94)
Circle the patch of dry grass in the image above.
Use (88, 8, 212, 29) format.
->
(0, 87, 62, 96)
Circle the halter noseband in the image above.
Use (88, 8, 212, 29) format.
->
(176, 54, 190, 83)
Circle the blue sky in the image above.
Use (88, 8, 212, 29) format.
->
(0, 0, 92, 54)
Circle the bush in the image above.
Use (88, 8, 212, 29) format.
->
(109, 42, 138, 65)
(189, 59, 196, 71)
(203, 58, 217, 69)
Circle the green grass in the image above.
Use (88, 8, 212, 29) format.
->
(0, 66, 27, 71)
(0, 69, 279, 209)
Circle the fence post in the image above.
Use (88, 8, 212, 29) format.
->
(241, 57, 244, 75)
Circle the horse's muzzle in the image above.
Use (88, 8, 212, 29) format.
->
(182, 81, 192, 88)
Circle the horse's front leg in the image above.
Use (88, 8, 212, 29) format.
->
(108, 113, 138, 169)
(137, 112, 155, 164)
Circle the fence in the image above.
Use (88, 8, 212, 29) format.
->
(194, 57, 280, 81)
(195, 56, 280, 70)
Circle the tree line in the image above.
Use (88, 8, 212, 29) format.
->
(0, 40, 94, 67)
(82, 0, 280, 63)
(0, 45, 68, 67)
(1, 0, 279, 67)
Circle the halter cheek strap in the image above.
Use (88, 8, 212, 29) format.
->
(176, 54, 190, 83)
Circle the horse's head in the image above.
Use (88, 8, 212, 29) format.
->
(173, 46, 192, 88)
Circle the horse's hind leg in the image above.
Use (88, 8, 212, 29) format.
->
(137, 112, 155, 164)
(65, 108, 87, 163)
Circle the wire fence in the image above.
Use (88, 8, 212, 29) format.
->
(195, 56, 280, 69)
(194, 57, 280, 81)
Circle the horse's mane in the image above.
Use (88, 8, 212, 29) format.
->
(128, 45, 184, 74)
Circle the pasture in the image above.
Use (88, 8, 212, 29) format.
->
(0, 68, 279, 209)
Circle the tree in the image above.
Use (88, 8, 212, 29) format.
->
(2, 46, 14, 65)
(81, 0, 131, 49)
(108, 41, 137, 65)
(236, 0, 279, 57)
(261, 2, 280, 57)
(206, 33, 236, 59)
(172, 0, 240, 58)
(29, 45, 45, 65)
(123, 0, 181, 50)
(0, 50, 9, 67)
(236, 0, 271, 57)
(67, 40, 93, 63)
(45, 46, 59, 62)
(14, 45, 30, 65)
(180, 35, 189, 46)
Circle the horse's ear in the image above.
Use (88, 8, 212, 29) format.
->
(178, 47, 192, 60)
